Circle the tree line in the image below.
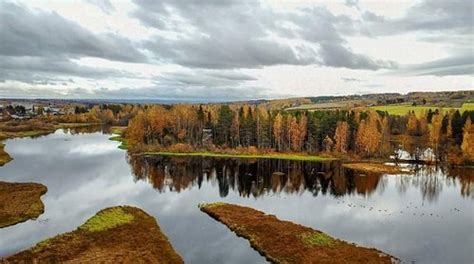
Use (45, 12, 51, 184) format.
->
(123, 104, 474, 164)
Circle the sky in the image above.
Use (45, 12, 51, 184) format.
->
(0, 0, 472, 101)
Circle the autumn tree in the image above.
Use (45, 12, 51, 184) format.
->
(429, 113, 443, 156)
(334, 121, 349, 153)
(461, 117, 474, 161)
(273, 112, 284, 151)
(356, 111, 382, 157)
(127, 111, 147, 146)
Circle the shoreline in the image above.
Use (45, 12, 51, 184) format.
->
(143, 151, 335, 162)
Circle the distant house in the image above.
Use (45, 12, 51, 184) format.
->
(202, 128, 213, 146)
(10, 114, 26, 120)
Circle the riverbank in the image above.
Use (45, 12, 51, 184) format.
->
(144, 151, 334, 161)
(0, 122, 100, 166)
(200, 202, 397, 263)
(0, 143, 12, 166)
(3, 206, 183, 263)
(108, 126, 128, 150)
(0, 182, 47, 228)
(343, 162, 411, 174)
(0, 122, 99, 140)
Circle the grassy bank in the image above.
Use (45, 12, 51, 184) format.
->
(108, 126, 128, 150)
(4, 206, 183, 263)
(109, 135, 129, 150)
(200, 202, 397, 263)
(144, 151, 334, 161)
(0, 122, 98, 141)
(0, 182, 47, 228)
(343, 162, 411, 174)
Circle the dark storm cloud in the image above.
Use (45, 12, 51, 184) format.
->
(134, 0, 394, 70)
(0, 1, 145, 62)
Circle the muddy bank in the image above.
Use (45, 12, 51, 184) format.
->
(200, 202, 397, 264)
(0, 182, 47, 228)
(0, 143, 12, 166)
(343, 162, 409, 174)
(3, 206, 183, 263)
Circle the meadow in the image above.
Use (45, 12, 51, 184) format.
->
(370, 102, 474, 116)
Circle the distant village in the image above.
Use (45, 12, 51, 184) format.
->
(0, 100, 81, 121)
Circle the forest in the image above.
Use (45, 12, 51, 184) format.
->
(116, 104, 474, 164)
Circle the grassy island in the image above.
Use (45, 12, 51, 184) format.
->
(200, 202, 397, 264)
(0, 182, 47, 228)
(343, 162, 410, 174)
(4, 206, 184, 263)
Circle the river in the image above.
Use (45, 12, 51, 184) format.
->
(0, 129, 473, 263)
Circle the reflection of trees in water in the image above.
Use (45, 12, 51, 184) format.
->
(397, 165, 474, 201)
(127, 155, 473, 199)
(412, 166, 443, 202)
(127, 155, 386, 198)
(446, 168, 474, 198)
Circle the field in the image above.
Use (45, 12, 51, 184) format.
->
(371, 103, 474, 116)
(285, 100, 369, 111)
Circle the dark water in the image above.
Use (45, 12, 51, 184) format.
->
(0, 130, 473, 263)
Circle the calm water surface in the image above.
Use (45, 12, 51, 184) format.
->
(0, 130, 473, 263)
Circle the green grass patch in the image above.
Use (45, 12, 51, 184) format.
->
(300, 232, 336, 247)
(79, 207, 134, 232)
(461, 102, 474, 111)
(144, 151, 333, 161)
(371, 103, 473, 116)
(198, 202, 227, 209)
(56, 123, 98, 129)
(109, 126, 126, 135)
(108, 135, 128, 150)
(109, 135, 122, 142)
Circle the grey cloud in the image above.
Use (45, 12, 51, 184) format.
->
(86, 0, 115, 14)
(318, 42, 398, 70)
(96, 85, 273, 101)
(157, 71, 253, 87)
(0, 84, 275, 102)
(0, 1, 145, 62)
(134, 0, 392, 70)
(397, 54, 474, 76)
(345, 0, 359, 7)
(362, 0, 473, 76)
(0, 56, 130, 84)
(206, 71, 257, 81)
(364, 0, 472, 36)
(145, 36, 318, 69)
(341, 77, 362, 82)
